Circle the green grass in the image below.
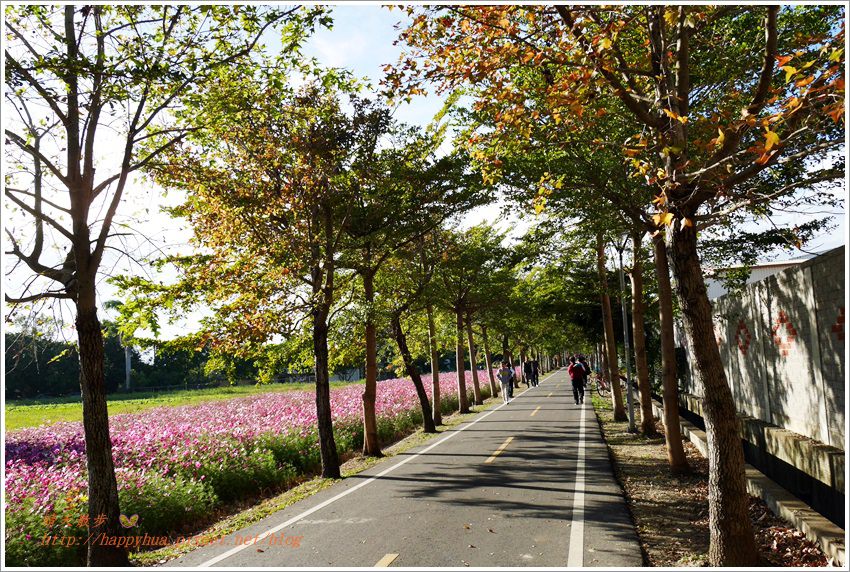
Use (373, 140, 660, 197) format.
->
(5, 381, 358, 432)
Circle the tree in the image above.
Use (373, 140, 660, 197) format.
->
(627, 230, 660, 436)
(434, 225, 507, 411)
(389, 5, 844, 564)
(126, 71, 396, 480)
(3, 6, 322, 564)
(376, 237, 442, 434)
(340, 118, 484, 456)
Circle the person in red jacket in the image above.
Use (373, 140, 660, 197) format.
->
(567, 356, 586, 405)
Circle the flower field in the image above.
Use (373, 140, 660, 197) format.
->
(5, 370, 505, 566)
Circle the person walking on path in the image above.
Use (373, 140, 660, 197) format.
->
(531, 359, 540, 387)
(497, 362, 514, 404)
(523, 358, 534, 388)
(568, 356, 586, 405)
(578, 355, 590, 391)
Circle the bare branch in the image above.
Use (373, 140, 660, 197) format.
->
(6, 291, 72, 304)
(6, 186, 71, 214)
(4, 188, 74, 241)
(4, 130, 69, 185)
(5, 229, 69, 284)
(696, 172, 840, 228)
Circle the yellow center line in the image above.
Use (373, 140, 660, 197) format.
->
(375, 553, 399, 567)
(530, 406, 541, 417)
(484, 436, 514, 464)
(547, 392, 553, 398)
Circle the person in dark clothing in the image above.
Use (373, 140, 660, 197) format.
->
(523, 359, 533, 387)
(567, 356, 586, 405)
(577, 355, 590, 390)
(531, 359, 540, 387)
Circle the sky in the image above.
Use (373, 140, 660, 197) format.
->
(3, 4, 846, 341)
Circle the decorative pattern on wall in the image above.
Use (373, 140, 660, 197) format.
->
(735, 319, 752, 355)
(833, 306, 845, 342)
(772, 310, 797, 357)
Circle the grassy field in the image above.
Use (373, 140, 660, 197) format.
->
(5, 381, 358, 432)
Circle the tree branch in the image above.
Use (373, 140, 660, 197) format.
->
(556, 6, 662, 129)
(5, 130, 69, 185)
(4, 189, 74, 241)
(6, 291, 72, 304)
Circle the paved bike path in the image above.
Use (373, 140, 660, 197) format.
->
(167, 368, 642, 567)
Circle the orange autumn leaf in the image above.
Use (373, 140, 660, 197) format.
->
(755, 151, 775, 165)
(795, 75, 815, 88)
(775, 54, 794, 67)
(826, 103, 844, 123)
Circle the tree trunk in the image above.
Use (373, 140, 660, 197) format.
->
(455, 308, 470, 413)
(481, 325, 499, 397)
(629, 230, 657, 436)
(361, 270, 382, 457)
(426, 304, 442, 425)
(311, 256, 341, 478)
(76, 284, 128, 567)
(465, 313, 483, 405)
(652, 233, 689, 473)
(597, 233, 627, 420)
(392, 314, 436, 433)
(313, 305, 341, 478)
(668, 223, 757, 565)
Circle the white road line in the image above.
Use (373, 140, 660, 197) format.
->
(375, 553, 399, 567)
(567, 403, 587, 567)
(198, 371, 559, 567)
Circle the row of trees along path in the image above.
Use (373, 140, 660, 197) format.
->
(4, 5, 843, 568)
(388, 4, 844, 566)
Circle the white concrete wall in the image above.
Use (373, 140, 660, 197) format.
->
(678, 247, 845, 449)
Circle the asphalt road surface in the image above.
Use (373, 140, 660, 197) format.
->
(168, 368, 642, 567)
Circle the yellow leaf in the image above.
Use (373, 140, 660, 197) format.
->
(652, 193, 667, 206)
(829, 48, 844, 63)
(713, 128, 726, 148)
(600, 37, 612, 50)
(780, 66, 797, 83)
(663, 108, 688, 124)
(653, 212, 675, 227)
(682, 217, 693, 228)
(764, 128, 780, 151)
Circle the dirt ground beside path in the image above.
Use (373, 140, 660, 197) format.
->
(591, 395, 829, 567)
